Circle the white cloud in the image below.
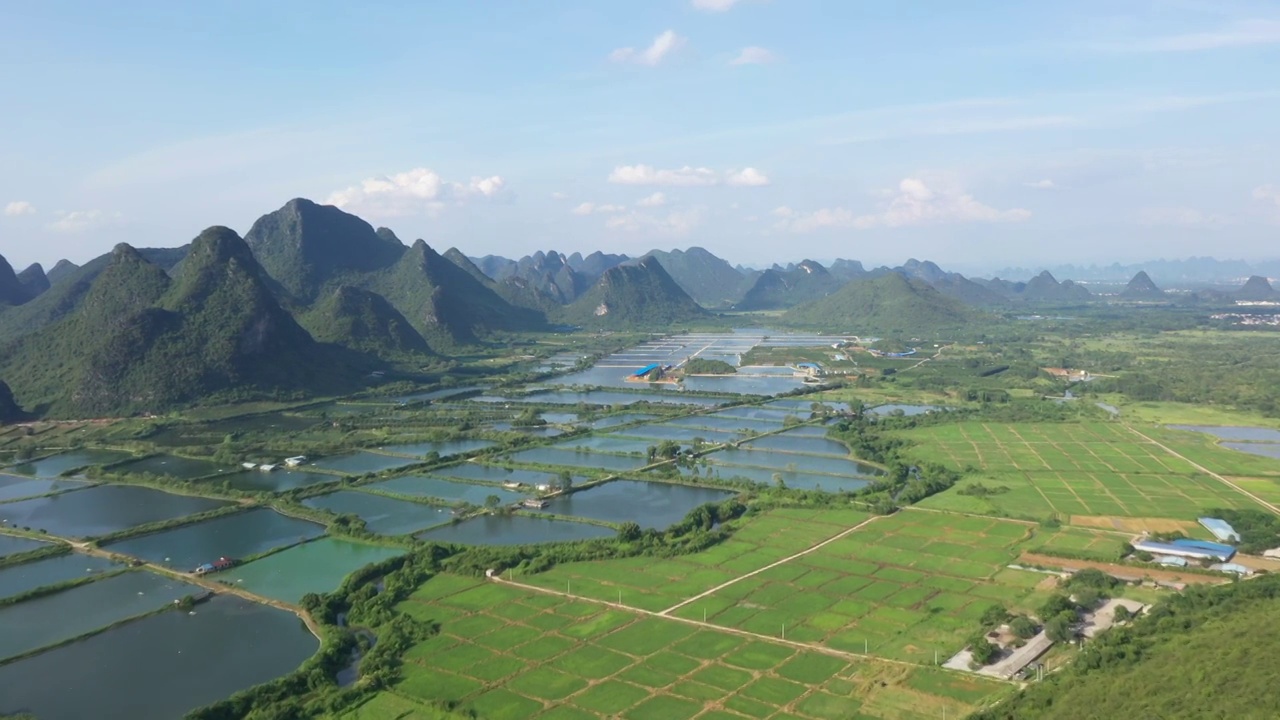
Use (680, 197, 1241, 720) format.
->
(610, 30, 685, 66)
(1137, 207, 1228, 226)
(774, 178, 1030, 233)
(726, 167, 770, 186)
(1025, 179, 1057, 190)
(692, 0, 745, 11)
(606, 207, 704, 236)
(571, 202, 626, 216)
(608, 164, 769, 187)
(3, 201, 35, 216)
(47, 209, 121, 233)
(550, 191, 569, 200)
(326, 167, 508, 217)
(1102, 19, 1280, 53)
(1253, 184, 1280, 206)
(730, 46, 778, 65)
(636, 192, 667, 207)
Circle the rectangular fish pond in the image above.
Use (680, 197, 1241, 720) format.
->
(430, 463, 588, 488)
(709, 446, 880, 477)
(376, 439, 495, 458)
(0, 533, 53, 559)
(0, 552, 121, 601)
(307, 451, 423, 475)
(0, 485, 231, 539)
(544, 480, 736, 529)
(742, 433, 854, 457)
(415, 514, 615, 546)
(505, 447, 652, 472)
(365, 475, 528, 505)
(7, 449, 136, 478)
(669, 462, 873, 493)
(215, 468, 341, 493)
(225, 537, 404, 603)
(103, 508, 325, 571)
(0, 595, 318, 720)
(0, 473, 90, 503)
(116, 454, 236, 480)
(302, 491, 447, 536)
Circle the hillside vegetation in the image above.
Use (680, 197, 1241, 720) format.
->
(560, 256, 712, 329)
(784, 272, 983, 335)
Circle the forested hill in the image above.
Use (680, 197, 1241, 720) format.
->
(559, 256, 711, 329)
(0, 229, 365, 417)
(639, 247, 744, 308)
(783, 272, 982, 335)
(971, 574, 1280, 720)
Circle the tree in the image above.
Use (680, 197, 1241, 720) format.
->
(1046, 612, 1076, 643)
(981, 604, 1011, 628)
(617, 521, 642, 542)
(1113, 605, 1132, 623)
(969, 634, 999, 665)
(1010, 615, 1038, 639)
(557, 471, 573, 491)
(484, 494, 501, 510)
(1040, 593, 1077, 620)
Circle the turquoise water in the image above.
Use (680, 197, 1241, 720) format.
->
(227, 538, 403, 603)
(432, 464, 584, 488)
(552, 436, 655, 455)
(365, 476, 527, 505)
(308, 452, 421, 475)
(672, 462, 872, 493)
(547, 480, 735, 529)
(377, 439, 494, 457)
(507, 447, 649, 472)
(118, 454, 234, 480)
(8, 450, 135, 478)
(0, 485, 231, 539)
(0, 534, 52, 558)
(0, 474, 89, 502)
(104, 508, 324, 571)
(217, 469, 340, 493)
(416, 515, 614, 545)
(302, 492, 443, 535)
(0, 595, 318, 720)
(0, 553, 120, 601)
(665, 415, 784, 434)
(743, 434, 852, 457)
(710, 447, 880, 477)
(0, 570, 197, 661)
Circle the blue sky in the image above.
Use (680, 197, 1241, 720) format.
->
(2, 0, 1278, 273)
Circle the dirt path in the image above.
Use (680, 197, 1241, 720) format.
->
(1124, 425, 1280, 515)
(1017, 552, 1225, 586)
(659, 514, 882, 616)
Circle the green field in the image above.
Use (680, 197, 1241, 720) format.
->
(906, 422, 1258, 521)
(667, 511, 1042, 664)
(376, 573, 1007, 720)
(521, 508, 872, 612)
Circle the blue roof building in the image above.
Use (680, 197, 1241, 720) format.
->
(1198, 517, 1241, 543)
(1133, 538, 1235, 562)
(632, 363, 661, 378)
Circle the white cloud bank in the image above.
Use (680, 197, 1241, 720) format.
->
(774, 178, 1030, 233)
(326, 167, 507, 217)
(571, 202, 626, 216)
(636, 192, 666, 207)
(608, 165, 770, 187)
(607, 207, 704, 237)
(1253, 184, 1280, 207)
(3, 201, 35, 216)
(610, 30, 685, 66)
(1025, 179, 1057, 190)
(47, 209, 121, 233)
(730, 46, 778, 65)
(692, 0, 747, 11)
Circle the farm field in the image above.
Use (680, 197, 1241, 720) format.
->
(906, 422, 1259, 521)
(666, 511, 1043, 664)
(378, 573, 1006, 720)
(521, 508, 873, 613)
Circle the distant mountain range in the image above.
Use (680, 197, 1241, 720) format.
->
(991, 257, 1280, 287)
(2, 196, 1274, 419)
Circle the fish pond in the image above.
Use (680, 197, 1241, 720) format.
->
(1222, 442, 1280, 459)
(506, 447, 650, 472)
(0, 474, 89, 503)
(672, 462, 873, 493)
(0, 485, 230, 539)
(867, 403, 948, 417)
(0, 595, 318, 720)
(307, 452, 421, 476)
(215, 468, 340, 493)
(302, 492, 443, 536)
(365, 476, 527, 505)
(546, 480, 735, 529)
(0, 533, 52, 559)
(228, 538, 403, 603)
(8, 449, 136, 478)
(376, 439, 494, 458)
(415, 514, 614, 546)
(0, 570, 198, 661)
(710, 446, 880, 477)
(743, 433, 853, 457)
(104, 508, 324, 571)
(0, 552, 121, 601)
(584, 413, 657, 429)
(551, 435, 657, 456)
(431, 463, 585, 488)
(1168, 425, 1280, 443)
(117, 454, 234, 480)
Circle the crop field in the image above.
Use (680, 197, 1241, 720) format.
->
(522, 508, 872, 613)
(382, 573, 1005, 720)
(666, 511, 1041, 664)
(906, 423, 1258, 520)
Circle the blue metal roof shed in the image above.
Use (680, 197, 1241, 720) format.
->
(1198, 517, 1241, 543)
(632, 363, 661, 377)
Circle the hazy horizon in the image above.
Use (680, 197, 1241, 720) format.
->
(3, 1, 1278, 271)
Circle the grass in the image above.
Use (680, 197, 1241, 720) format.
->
(385, 571, 1007, 719)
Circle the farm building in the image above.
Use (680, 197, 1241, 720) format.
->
(1198, 517, 1241, 543)
(1210, 562, 1252, 576)
(1155, 555, 1189, 567)
(795, 362, 823, 377)
(1133, 538, 1235, 562)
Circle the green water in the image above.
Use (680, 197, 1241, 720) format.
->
(506, 447, 649, 472)
(226, 538, 403, 603)
(433, 463, 581, 487)
(0, 552, 121, 601)
(8, 450, 135, 478)
(118, 454, 235, 480)
(665, 415, 784, 433)
(377, 439, 494, 457)
(0, 595, 317, 720)
(743, 433, 854, 457)
(0, 570, 197, 661)
(302, 491, 445, 536)
(103, 508, 325, 570)
(416, 514, 614, 545)
(552, 435, 655, 455)
(0, 485, 230, 538)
